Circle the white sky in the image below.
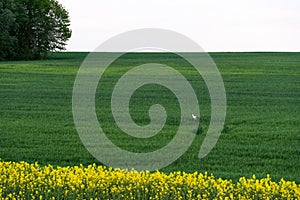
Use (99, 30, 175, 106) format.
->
(58, 0, 300, 52)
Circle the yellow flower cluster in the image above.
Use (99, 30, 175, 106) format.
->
(0, 160, 299, 199)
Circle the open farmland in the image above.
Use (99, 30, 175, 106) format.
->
(0, 52, 299, 183)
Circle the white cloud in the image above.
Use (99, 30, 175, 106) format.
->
(58, 0, 300, 51)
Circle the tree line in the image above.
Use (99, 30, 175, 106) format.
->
(0, 0, 71, 60)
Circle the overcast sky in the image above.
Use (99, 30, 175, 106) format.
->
(58, 0, 299, 52)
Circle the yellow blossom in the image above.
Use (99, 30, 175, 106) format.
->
(0, 160, 299, 199)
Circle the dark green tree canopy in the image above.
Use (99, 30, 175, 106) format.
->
(0, 0, 71, 60)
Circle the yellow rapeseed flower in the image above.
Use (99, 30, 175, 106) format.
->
(0, 160, 299, 199)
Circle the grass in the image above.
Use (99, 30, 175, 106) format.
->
(0, 52, 299, 183)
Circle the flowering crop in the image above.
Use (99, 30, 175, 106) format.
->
(0, 160, 299, 199)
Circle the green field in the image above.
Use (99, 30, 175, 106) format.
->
(0, 52, 299, 183)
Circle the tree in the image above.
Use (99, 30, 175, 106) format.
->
(0, 0, 18, 60)
(0, 0, 71, 60)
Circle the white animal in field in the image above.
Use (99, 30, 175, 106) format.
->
(192, 114, 199, 120)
